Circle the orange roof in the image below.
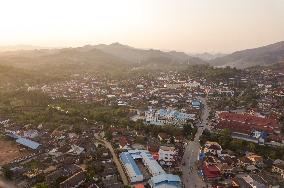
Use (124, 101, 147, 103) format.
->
(135, 184, 145, 188)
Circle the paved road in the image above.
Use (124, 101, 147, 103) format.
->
(182, 97, 210, 188)
(94, 133, 129, 185)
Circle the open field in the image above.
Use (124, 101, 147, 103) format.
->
(0, 138, 29, 166)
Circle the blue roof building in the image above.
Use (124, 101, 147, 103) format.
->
(16, 137, 41, 150)
(120, 152, 143, 183)
(120, 150, 181, 185)
(149, 174, 182, 188)
(192, 100, 202, 109)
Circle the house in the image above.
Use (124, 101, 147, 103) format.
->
(204, 141, 222, 156)
(191, 100, 202, 109)
(67, 145, 85, 155)
(216, 164, 233, 175)
(247, 154, 263, 167)
(119, 136, 132, 149)
(272, 163, 284, 178)
(173, 135, 184, 143)
(59, 171, 86, 188)
(23, 130, 39, 139)
(102, 176, 124, 188)
(46, 165, 82, 185)
(203, 163, 221, 181)
(158, 133, 170, 142)
(238, 157, 252, 167)
(240, 175, 266, 188)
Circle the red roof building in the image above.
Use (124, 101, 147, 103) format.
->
(203, 162, 221, 180)
(216, 112, 280, 134)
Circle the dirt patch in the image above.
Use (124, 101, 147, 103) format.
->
(0, 138, 29, 166)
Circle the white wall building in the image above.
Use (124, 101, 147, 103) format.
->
(158, 146, 176, 166)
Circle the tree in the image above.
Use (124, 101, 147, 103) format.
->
(105, 131, 112, 141)
(248, 143, 256, 152)
(183, 124, 193, 136)
(35, 183, 48, 188)
(218, 129, 231, 148)
(2, 166, 12, 180)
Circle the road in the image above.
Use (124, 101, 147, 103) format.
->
(94, 133, 129, 185)
(182, 97, 210, 188)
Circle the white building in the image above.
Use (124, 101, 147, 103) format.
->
(23, 130, 39, 139)
(145, 108, 195, 126)
(158, 146, 176, 166)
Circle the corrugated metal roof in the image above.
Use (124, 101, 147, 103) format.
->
(150, 174, 181, 185)
(16, 137, 40, 150)
(120, 152, 143, 176)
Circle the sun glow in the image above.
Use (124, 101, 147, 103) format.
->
(0, 0, 284, 52)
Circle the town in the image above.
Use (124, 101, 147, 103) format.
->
(0, 64, 284, 188)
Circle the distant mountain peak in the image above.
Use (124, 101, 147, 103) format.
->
(210, 41, 284, 69)
(109, 42, 132, 48)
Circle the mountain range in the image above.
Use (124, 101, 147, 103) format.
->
(0, 41, 283, 70)
(210, 41, 284, 68)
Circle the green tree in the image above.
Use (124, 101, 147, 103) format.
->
(248, 143, 256, 152)
(2, 166, 12, 180)
(35, 182, 48, 188)
(105, 131, 112, 141)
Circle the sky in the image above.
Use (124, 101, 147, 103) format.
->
(0, 0, 284, 53)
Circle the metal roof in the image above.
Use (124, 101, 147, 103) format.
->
(120, 152, 143, 177)
(150, 174, 181, 187)
(16, 137, 41, 150)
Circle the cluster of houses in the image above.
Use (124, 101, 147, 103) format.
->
(1, 116, 188, 188)
(199, 141, 284, 187)
(1, 65, 283, 187)
(0, 121, 124, 188)
(37, 72, 206, 111)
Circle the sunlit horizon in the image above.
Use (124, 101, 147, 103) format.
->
(1, 0, 284, 53)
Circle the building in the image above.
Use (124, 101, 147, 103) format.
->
(119, 136, 132, 149)
(16, 137, 41, 150)
(23, 130, 39, 139)
(59, 171, 86, 188)
(216, 112, 281, 134)
(203, 163, 221, 181)
(191, 100, 202, 109)
(145, 109, 195, 126)
(120, 152, 143, 183)
(204, 141, 222, 156)
(158, 146, 176, 166)
(120, 150, 180, 185)
(148, 174, 182, 188)
(272, 163, 284, 178)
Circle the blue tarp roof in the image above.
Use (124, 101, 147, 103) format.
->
(199, 152, 206, 160)
(16, 137, 41, 150)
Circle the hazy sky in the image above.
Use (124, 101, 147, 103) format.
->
(0, 0, 284, 53)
